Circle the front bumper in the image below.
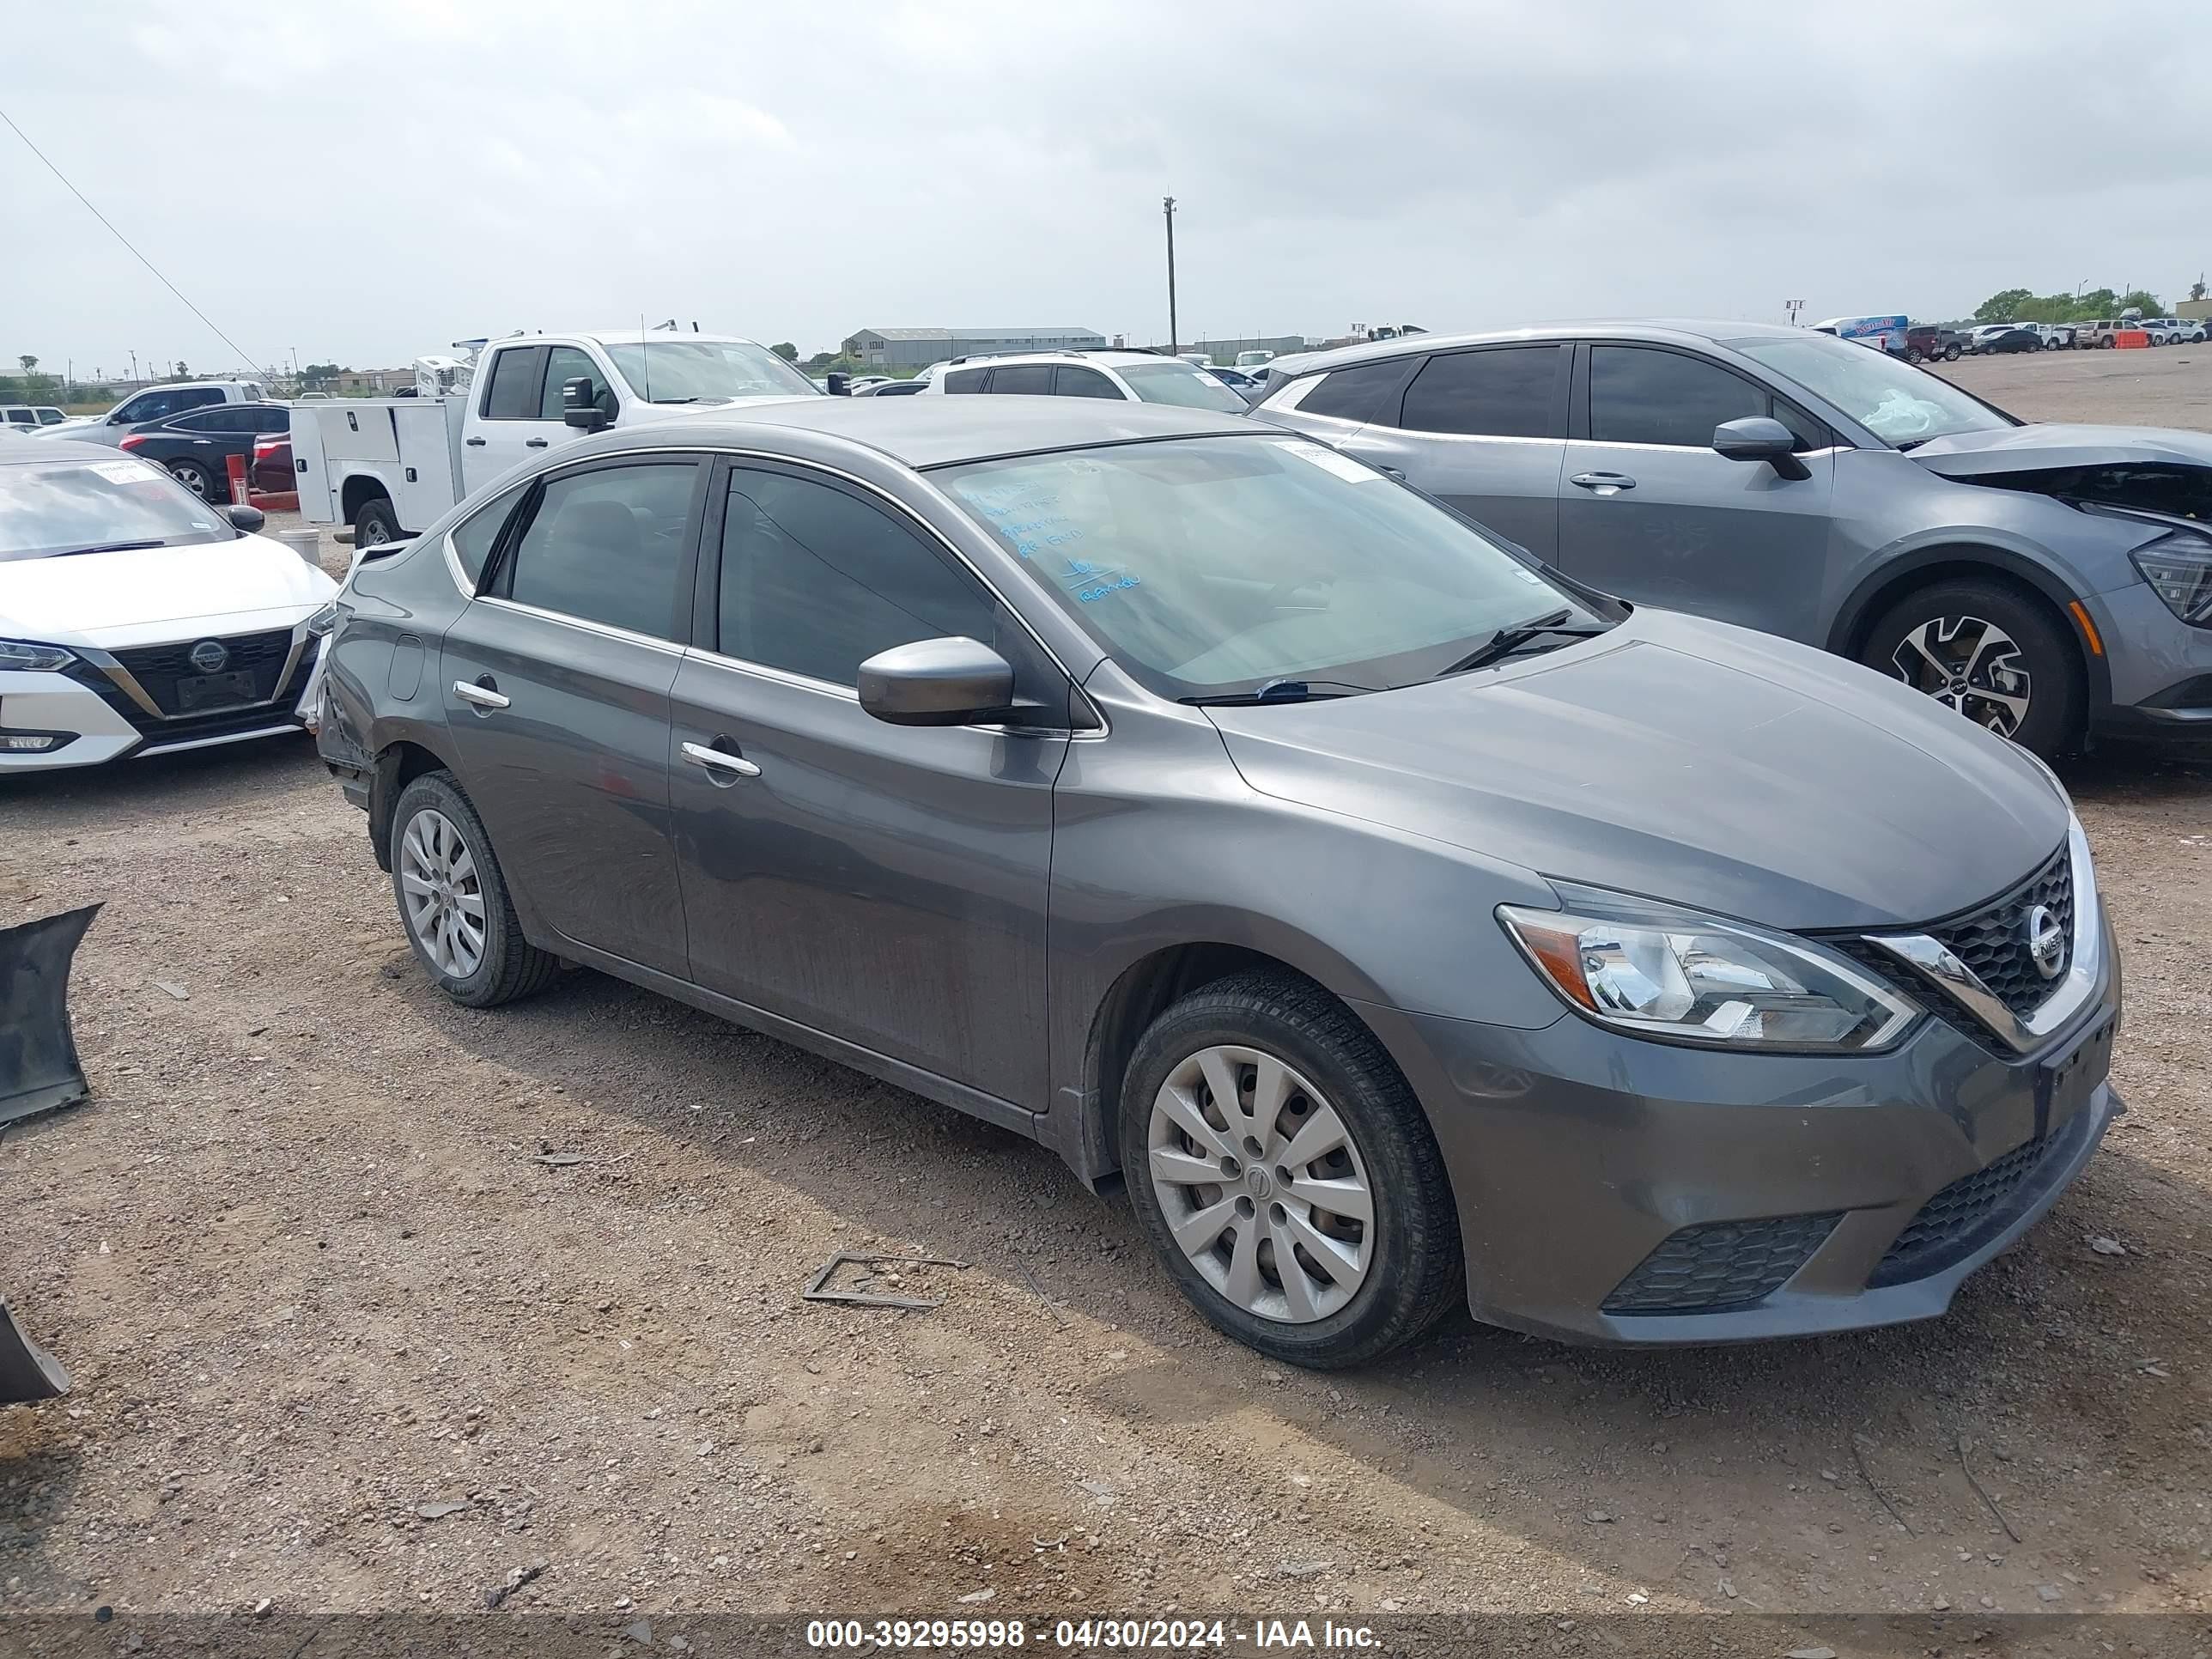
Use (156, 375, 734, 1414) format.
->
(1358, 911, 2123, 1346)
(2086, 581, 2212, 750)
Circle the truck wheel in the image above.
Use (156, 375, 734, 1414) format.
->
(167, 459, 216, 501)
(1944, 343, 1962, 361)
(354, 496, 402, 548)
(1119, 970, 1462, 1369)
(1860, 578, 2081, 759)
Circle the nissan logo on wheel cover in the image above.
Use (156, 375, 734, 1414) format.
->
(2027, 903, 2067, 980)
(187, 640, 229, 674)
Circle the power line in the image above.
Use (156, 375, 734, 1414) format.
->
(0, 102, 258, 370)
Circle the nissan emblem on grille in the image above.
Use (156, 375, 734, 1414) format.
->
(187, 640, 229, 674)
(2027, 903, 2066, 981)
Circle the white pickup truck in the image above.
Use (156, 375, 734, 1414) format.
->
(292, 330, 823, 545)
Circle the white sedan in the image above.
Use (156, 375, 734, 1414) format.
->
(0, 441, 337, 772)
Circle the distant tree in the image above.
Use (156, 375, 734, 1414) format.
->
(1973, 289, 2033, 323)
(2118, 289, 2162, 316)
(297, 362, 344, 391)
(805, 351, 836, 368)
(2191, 278, 2208, 302)
(173, 361, 191, 380)
(769, 342, 798, 362)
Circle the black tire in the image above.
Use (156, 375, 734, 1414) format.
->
(1859, 577, 2082, 759)
(354, 495, 402, 548)
(1944, 343, 1962, 361)
(167, 459, 219, 501)
(387, 771, 558, 1008)
(1905, 349, 1923, 365)
(1119, 971, 1462, 1370)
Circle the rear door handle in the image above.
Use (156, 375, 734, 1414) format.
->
(1570, 471, 1637, 492)
(525, 438, 549, 448)
(453, 678, 509, 711)
(681, 738, 762, 782)
(465, 437, 487, 447)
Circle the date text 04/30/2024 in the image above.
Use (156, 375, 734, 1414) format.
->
(804, 1618, 1382, 1650)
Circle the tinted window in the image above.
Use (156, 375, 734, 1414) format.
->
(3, 411, 32, 426)
(447, 481, 529, 587)
(942, 368, 988, 394)
(1589, 347, 1764, 447)
(481, 347, 548, 421)
(1399, 346, 1563, 438)
(539, 345, 605, 421)
(118, 392, 172, 422)
(167, 408, 231, 433)
(716, 468, 999, 686)
(1295, 359, 1413, 423)
(256, 406, 292, 434)
(1055, 366, 1122, 399)
(498, 462, 697, 639)
(987, 364, 1056, 396)
(177, 388, 225, 414)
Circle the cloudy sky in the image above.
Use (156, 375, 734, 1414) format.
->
(6, 0, 2207, 377)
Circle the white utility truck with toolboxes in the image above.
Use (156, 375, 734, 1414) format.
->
(290, 330, 823, 546)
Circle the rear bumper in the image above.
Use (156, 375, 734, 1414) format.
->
(1357, 912, 2123, 1346)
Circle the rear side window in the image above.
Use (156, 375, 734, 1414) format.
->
(1054, 367, 1121, 398)
(987, 364, 1055, 396)
(941, 367, 988, 394)
(178, 388, 225, 414)
(1399, 345, 1565, 438)
(495, 462, 698, 640)
(1588, 347, 1765, 447)
(715, 467, 1000, 686)
(167, 408, 230, 433)
(447, 481, 529, 587)
(480, 347, 549, 421)
(1295, 359, 1414, 423)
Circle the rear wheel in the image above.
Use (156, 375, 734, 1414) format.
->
(1943, 343, 1962, 361)
(167, 459, 216, 500)
(354, 495, 402, 548)
(1860, 578, 2081, 758)
(388, 772, 557, 1008)
(1120, 971, 1462, 1369)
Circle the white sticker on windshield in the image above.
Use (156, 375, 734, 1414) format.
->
(91, 460, 157, 483)
(1279, 441, 1382, 483)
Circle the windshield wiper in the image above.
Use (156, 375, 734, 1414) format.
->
(650, 396, 705, 404)
(1181, 676, 1385, 707)
(52, 539, 167, 558)
(1437, 610, 1611, 676)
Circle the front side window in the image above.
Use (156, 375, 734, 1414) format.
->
(1588, 347, 1765, 447)
(447, 481, 529, 586)
(480, 347, 548, 421)
(494, 462, 697, 640)
(716, 467, 1001, 686)
(1399, 345, 1564, 438)
(1114, 362, 1249, 412)
(538, 346, 606, 421)
(602, 339, 818, 404)
(0, 457, 237, 562)
(1735, 331, 2014, 447)
(1055, 367, 1121, 399)
(939, 435, 1606, 700)
(118, 392, 172, 423)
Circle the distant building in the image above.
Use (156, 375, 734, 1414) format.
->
(841, 327, 1105, 370)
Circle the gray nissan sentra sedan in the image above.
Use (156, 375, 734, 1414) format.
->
(313, 398, 2121, 1368)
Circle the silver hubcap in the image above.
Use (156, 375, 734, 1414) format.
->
(360, 520, 389, 546)
(1888, 615, 2032, 738)
(398, 808, 487, 978)
(173, 465, 207, 497)
(1146, 1045, 1374, 1324)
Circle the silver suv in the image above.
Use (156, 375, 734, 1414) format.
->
(1252, 320, 2212, 757)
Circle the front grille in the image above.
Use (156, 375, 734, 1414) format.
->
(1601, 1212, 1841, 1315)
(1869, 1133, 2057, 1286)
(1929, 847, 2074, 1019)
(111, 628, 295, 716)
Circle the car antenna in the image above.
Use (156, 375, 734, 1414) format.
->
(639, 312, 652, 404)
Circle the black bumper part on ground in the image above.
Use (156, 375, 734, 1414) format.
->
(0, 1305, 69, 1402)
(0, 904, 100, 1125)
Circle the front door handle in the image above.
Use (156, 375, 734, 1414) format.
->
(525, 437, 550, 448)
(1570, 471, 1637, 492)
(465, 436, 487, 447)
(453, 678, 509, 711)
(681, 738, 762, 783)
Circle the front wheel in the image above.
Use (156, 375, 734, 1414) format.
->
(1943, 343, 1962, 361)
(388, 772, 558, 1008)
(1120, 972, 1462, 1369)
(353, 495, 402, 548)
(1860, 579, 2081, 758)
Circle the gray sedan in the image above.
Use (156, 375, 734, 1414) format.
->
(314, 398, 2120, 1366)
(1253, 320, 2212, 757)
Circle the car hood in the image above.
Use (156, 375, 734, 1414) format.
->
(0, 533, 337, 647)
(1203, 611, 2068, 932)
(1910, 422, 2212, 477)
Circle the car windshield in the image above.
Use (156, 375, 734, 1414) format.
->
(0, 456, 237, 562)
(937, 435, 1610, 699)
(1113, 362, 1251, 412)
(602, 340, 821, 404)
(1735, 332, 2014, 447)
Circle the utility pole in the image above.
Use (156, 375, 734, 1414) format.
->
(127, 349, 137, 386)
(290, 345, 301, 380)
(1163, 195, 1178, 356)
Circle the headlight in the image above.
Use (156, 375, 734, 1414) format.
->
(1498, 887, 1920, 1052)
(0, 640, 76, 672)
(304, 600, 340, 638)
(2131, 532, 2212, 625)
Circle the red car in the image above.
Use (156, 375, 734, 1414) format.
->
(250, 434, 298, 508)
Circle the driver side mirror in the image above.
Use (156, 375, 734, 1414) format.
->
(1712, 416, 1810, 481)
(857, 637, 1017, 726)
(562, 376, 612, 431)
(222, 503, 266, 532)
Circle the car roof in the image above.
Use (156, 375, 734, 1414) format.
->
(569, 396, 1255, 471)
(1277, 318, 1820, 376)
(0, 438, 128, 467)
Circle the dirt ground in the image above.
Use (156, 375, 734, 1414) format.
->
(3, 351, 2210, 1644)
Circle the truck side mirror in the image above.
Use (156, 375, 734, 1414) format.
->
(562, 377, 611, 431)
(826, 372, 850, 397)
